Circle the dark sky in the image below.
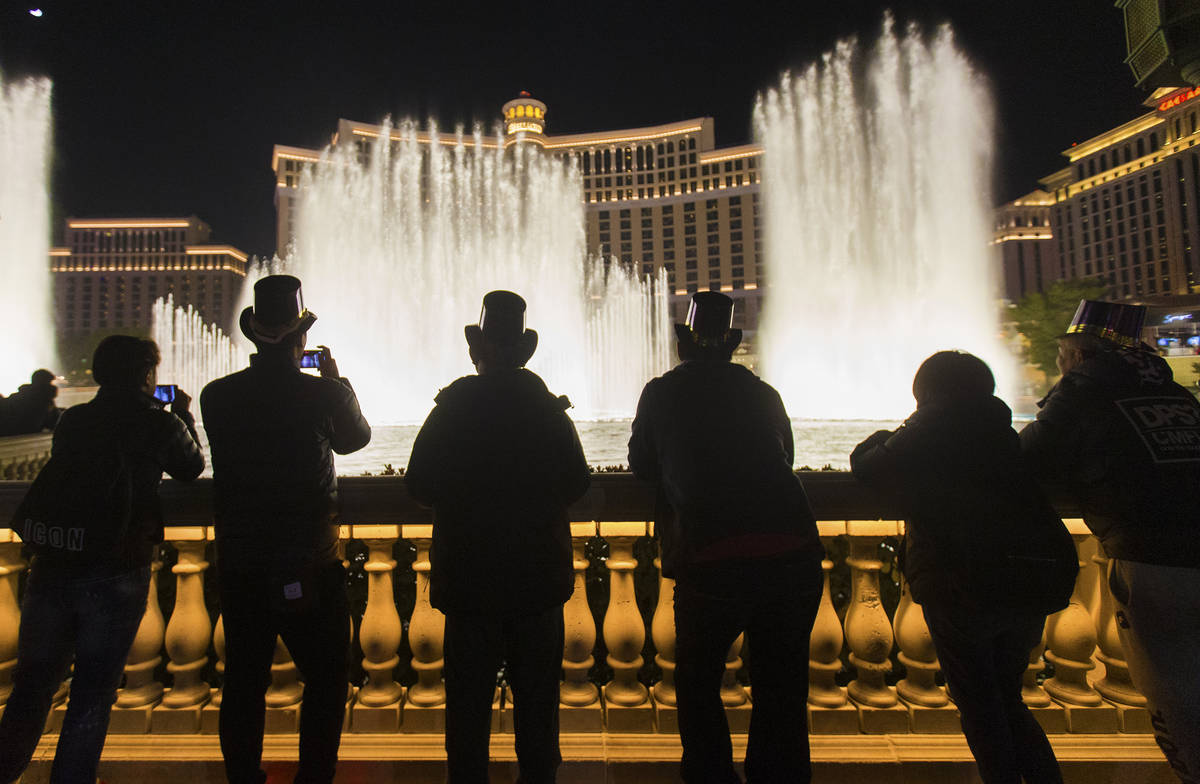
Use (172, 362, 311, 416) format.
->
(1, 0, 1144, 258)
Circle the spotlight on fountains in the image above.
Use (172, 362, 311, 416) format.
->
(1117, 0, 1200, 88)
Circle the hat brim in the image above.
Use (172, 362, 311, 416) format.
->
(239, 306, 317, 345)
(465, 324, 538, 366)
(674, 323, 742, 353)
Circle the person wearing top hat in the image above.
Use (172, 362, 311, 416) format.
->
(1021, 299, 1200, 782)
(200, 274, 371, 784)
(406, 290, 591, 784)
(628, 291, 823, 784)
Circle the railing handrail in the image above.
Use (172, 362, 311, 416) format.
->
(0, 472, 1085, 525)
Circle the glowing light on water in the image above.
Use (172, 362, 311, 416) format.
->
(288, 122, 672, 423)
(152, 295, 247, 397)
(0, 73, 55, 393)
(755, 16, 1014, 419)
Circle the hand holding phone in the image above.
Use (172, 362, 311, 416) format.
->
(300, 349, 324, 369)
(171, 387, 192, 414)
(317, 345, 340, 380)
(154, 384, 178, 404)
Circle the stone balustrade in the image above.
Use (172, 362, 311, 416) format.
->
(0, 433, 52, 481)
(0, 474, 1164, 773)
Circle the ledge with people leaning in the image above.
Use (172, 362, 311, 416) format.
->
(2, 281, 1197, 784)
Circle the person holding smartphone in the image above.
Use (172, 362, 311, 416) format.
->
(201, 275, 370, 784)
(0, 336, 203, 783)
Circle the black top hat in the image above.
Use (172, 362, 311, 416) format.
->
(464, 290, 539, 364)
(1062, 299, 1147, 347)
(239, 275, 317, 345)
(675, 291, 742, 354)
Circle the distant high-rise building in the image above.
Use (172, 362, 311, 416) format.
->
(272, 94, 764, 329)
(1036, 86, 1200, 301)
(51, 216, 248, 338)
(993, 190, 1056, 302)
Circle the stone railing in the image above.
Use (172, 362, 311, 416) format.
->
(0, 474, 1166, 773)
(0, 433, 52, 480)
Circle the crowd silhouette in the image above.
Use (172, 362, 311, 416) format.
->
(2, 276, 1199, 784)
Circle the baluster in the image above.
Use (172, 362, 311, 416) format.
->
(600, 522, 652, 731)
(402, 525, 446, 731)
(154, 531, 212, 732)
(562, 522, 601, 731)
(1043, 523, 1116, 732)
(893, 572, 960, 732)
(352, 526, 403, 731)
(1092, 547, 1149, 732)
(1022, 628, 1052, 707)
(808, 525, 859, 733)
(844, 521, 907, 732)
(200, 612, 225, 734)
(649, 532, 677, 733)
(264, 637, 303, 732)
(0, 533, 27, 706)
(720, 633, 751, 732)
(111, 558, 165, 732)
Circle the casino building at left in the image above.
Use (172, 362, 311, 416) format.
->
(49, 216, 248, 340)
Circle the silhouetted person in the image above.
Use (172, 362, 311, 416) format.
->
(1020, 300, 1200, 782)
(0, 369, 63, 435)
(628, 292, 823, 784)
(201, 275, 370, 784)
(851, 350, 1076, 784)
(0, 336, 203, 784)
(407, 290, 590, 784)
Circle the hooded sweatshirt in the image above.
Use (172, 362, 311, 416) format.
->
(1020, 346, 1200, 568)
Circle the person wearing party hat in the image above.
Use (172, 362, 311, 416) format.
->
(1021, 299, 1200, 782)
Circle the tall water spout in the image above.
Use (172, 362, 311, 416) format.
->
(755, 16, 1013, 419)
(289, 122, 672, 423)
(0, 73, 55, 392)
(152, 295, 247, 398)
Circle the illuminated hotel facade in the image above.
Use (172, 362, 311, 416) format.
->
(51, 217, 248, 337)
(272, 93, 765, 328)
(1002, 85, 1200, 304)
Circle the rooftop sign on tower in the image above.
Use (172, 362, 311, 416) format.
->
(502, 91, 548, 145)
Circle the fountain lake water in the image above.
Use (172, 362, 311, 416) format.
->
(287, 121, 673, 424)
(755, 16, 1014, 420)
(0, 73, 55, 392)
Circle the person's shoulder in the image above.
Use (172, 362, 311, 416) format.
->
(429, 374, 480, 407)
(202, 368, 250, 398)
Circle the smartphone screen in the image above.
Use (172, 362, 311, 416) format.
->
(154, 384, 177, 403)
(300, 349, 323, 369)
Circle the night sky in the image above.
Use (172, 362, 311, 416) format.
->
(1, 0, 1144, 259)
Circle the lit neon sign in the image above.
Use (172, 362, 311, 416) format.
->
(1158, 87, 1200, 111)
(1163, 313, 1193, 323)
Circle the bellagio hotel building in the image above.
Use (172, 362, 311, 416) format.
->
(272, 93, 765, 329)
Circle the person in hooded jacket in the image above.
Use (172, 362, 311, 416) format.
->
(0, 369, 63, 436)
(406, 290, 591, 784)
(0, 336, 203, 784)
(201, 275, 371, 784)
(851, 351, 1076, 784)
(628, 291, 823, 784)
(1020, 300, 1200, 783)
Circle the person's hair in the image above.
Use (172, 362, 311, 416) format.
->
(92, 335, 160, 389)
(30, 369, 54, 385)
(254, 330, 305, 356)
(912, 350, 995, 407)
(1058, 332, 1114, 358)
